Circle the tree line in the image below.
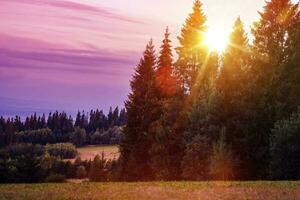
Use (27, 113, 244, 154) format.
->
(0, 143, 116, 183)
(0, 107, 126, 147)
(119, 0, 300, 181)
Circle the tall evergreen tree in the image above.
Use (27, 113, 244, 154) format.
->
(181, 52, 220, 180)
(175, 0, 208, 92)
(252, 0, 298, 66)
(216, 18, 251, 178)
(155, 27, 179, 97)
(247, 0, 299, 178)
(149, 29, 184, 180)
(119, 40, 160, 180)
(273, 5, 300, 118)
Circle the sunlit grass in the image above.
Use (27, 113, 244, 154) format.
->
(0, 182, 300, 200)
(65, 145, 119, 162)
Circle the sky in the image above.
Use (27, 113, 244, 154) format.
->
(0, 0, 285, 117)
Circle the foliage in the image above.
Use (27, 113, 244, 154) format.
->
(209, 131, 236, 180)
(1, 0, 300, 182)
(119, 40, 160, 181)
(76, 165, 87, 179)
(181, 135, 212, 180)
(91, 127, 123, 145)
(71, 127, 87, 147)
(175, 0, 208, 91)
(16, 128, 54, 145)
(270, 109, 300, 180)
(45, 143, 77, 159)
(89, 154, 109, 182)
(0, 108, 127, 148)
(45, 173, 65, 183)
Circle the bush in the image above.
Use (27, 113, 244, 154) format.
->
(6, 143, 44, 159)
(45, 143, 77, 159)
(209, 133, 236, 180)
(270, 109, 300, 180)
(45, 173, 65, 183)
(91, 129, 102, 145)
(76, 165, 87, 179)
(71, 127, 87, 147)
(91, 127, 123, 145)
(89, 154, 108, 182)
(16, 128, 54, 145)
(181, 135, 212, 180)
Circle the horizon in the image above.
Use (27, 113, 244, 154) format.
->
(0, 0, 289, 117)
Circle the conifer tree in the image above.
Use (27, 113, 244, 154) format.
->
(209, 130, 236, 180)
(252, 0, 298, 66)
(155, 27, 179, 97)
(89, 154, 107, 182)
(181, 52, 220, 180)
(247, 0, 299, 178)
(149, 29, 184, 180)
(274, 12, 300, 119)
(119, 40, 160, 180)
(175, 0, 208, 92)
(216, 18, 251, 178)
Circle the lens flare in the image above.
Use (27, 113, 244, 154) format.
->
(203, 28, 229, 52)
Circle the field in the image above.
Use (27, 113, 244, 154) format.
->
(68, 145, 119, 162)
(0, 182, 300, 200)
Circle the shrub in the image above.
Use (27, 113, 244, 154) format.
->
(181, 135, 212, 180)
(45, 173, 65, 183)
(71, 127, 87, 147)
(76, 165, 87, 179)
(91, 127, 123, 145)
(270, 109, 300, 180)
(6, 143, 44, 159)
(89, 153, 108, 182)
(91, 129, 102, 145)
(45, 143, 77, 159)
(16, 128, 54, 145)
(209, 133, 236, 180)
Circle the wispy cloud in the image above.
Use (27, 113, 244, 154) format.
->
(2, 0, 143, 24)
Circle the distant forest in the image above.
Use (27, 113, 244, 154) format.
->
(0, 107, 126, 147)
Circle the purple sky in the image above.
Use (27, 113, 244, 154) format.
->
(0, 0, 285, 117)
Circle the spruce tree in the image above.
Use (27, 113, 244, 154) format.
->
(181, 52, 220, 180)
(149, 28, 184, 180)
(216, 18, 250, 178)
(252, 0, 298, 66)
(274, 13, 300, 119)
(248, 0, 299, 178)
(175, 0, 208, 92)
(119, 40, 160, 180)
(209, 131, 236, 180)
(155, 27, 179, 97)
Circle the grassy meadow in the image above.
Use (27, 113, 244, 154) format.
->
(67, 145, 119, 162)
(0, 181, 300, 200)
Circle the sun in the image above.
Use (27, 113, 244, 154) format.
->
(203, 28, 229, 53)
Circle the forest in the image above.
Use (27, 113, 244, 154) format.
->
(0, 107, 125, 183)
(1, 0, 300, 183)
(0, 107, 126, 147)
(119, 0, 300, 181)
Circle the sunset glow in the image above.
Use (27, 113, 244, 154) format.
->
(203, 28, 229, 52)
(0, 0, 267, 116)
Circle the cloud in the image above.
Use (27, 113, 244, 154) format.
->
(3, 0, 143, 24)
(0, 48, 138, 75)
(0, 34, 139, 75)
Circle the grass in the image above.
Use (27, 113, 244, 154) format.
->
(67, 145, 119, 162)
(0, 181, 300, 200)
